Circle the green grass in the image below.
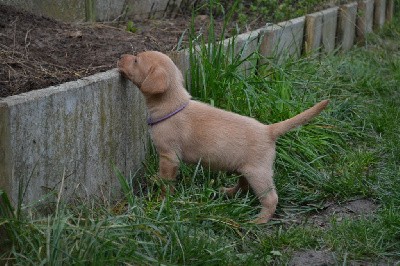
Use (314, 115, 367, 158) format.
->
(1, 6, 400, 266)
(185, 0, 354, 26)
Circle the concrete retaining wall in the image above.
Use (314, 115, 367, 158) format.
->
(374, 0, 387, 29)
(0, 0, 86, 22)
(337, 2, 358, 52)
(305, 12, 323, 54)
(223, 29, 264, 74)
(259, 17, 305, 65)
(0, 70, 147, 204)
(386, 0, 394, 22)
(357, 0, 375, 42)
(321, 7, 339, 54)
(0, 0, 182, 22)
(0, 0, 395, 206)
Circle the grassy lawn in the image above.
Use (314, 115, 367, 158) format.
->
(1, 5, 400, 266)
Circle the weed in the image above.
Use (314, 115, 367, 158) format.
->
(125, 20, 137, 33)
(184, 0, 347, 29)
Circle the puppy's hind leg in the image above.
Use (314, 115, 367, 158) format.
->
(221, 176, 250, 197)
(239, 166, 278, 224)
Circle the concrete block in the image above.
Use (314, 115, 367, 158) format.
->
(374, 0, 387, 29)
(305, 12, 323, 54)
(337, 2, 358, 52)
(91, 0, 125, 21)
(0, 0, 183, 22)
(320, 7, 339, 54)
(123, 0, 182, 20)
(0, 70, 148, 205)
(165, 0, 183, 18)
(0, 0, 86, 22)
(223, 29, 263, 74)
(91, 0, 183, 21)
(386, 0, 394, 22)
(259, 16, 305, 64)
(169, 49, 191, 85)
(357, 0, 374, 42)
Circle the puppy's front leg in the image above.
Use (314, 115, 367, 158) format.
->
(158, 153, 179, 196)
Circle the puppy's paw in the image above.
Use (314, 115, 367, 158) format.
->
(220, 186, 237, 198)
(147, 175, 176, 200)
(250, 208, 274, 224)
(250, 216, 270, 224)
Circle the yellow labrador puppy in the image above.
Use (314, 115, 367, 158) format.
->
(118, 51, 328, 223)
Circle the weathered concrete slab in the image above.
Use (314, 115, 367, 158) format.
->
(90, 0, 125, 21)
(114, 0, 183, 20)
(320, 7, 339, 54)
(374, 0, 387, 29)
(386, 0, 394, 22)
(91, 0, 183, 20)
(305, 12, 323, 54)
(357, 0, 374, 42)
(0, 70, 148, 205)
(336, 2, 358, 52)
(0, 0, 183, 22)
(0, 0, 86, 22)
(223, 29, 263, 73)
(169, 49, 191, 85)
(259, 17, 305, 64)
(164, 0, 183, 18)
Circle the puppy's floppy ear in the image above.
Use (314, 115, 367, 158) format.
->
(140, 66, 169, 94)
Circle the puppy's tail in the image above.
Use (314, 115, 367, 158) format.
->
(268, 100, 329, 140)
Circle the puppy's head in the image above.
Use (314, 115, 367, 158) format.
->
(118, 51, 174, 95)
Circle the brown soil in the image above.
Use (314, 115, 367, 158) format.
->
(0, 4, 225, 97)
(307, 199, 379, 228)
(289, 250, 336, 266)
(288, 199, 383, 266)
(0, 2, 343, 98)
(289, 250, 391, 266)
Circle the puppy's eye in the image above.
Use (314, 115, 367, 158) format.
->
(134, 58, 138, 63)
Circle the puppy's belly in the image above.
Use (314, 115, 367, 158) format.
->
(180, 137, 271, 171)
(182, 153, 242, 171)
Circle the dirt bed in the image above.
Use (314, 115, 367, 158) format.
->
(0, 4, 218, 97)
(0, 2, 343, 98)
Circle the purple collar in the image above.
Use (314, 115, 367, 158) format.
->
(147, 102, 189, 126)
